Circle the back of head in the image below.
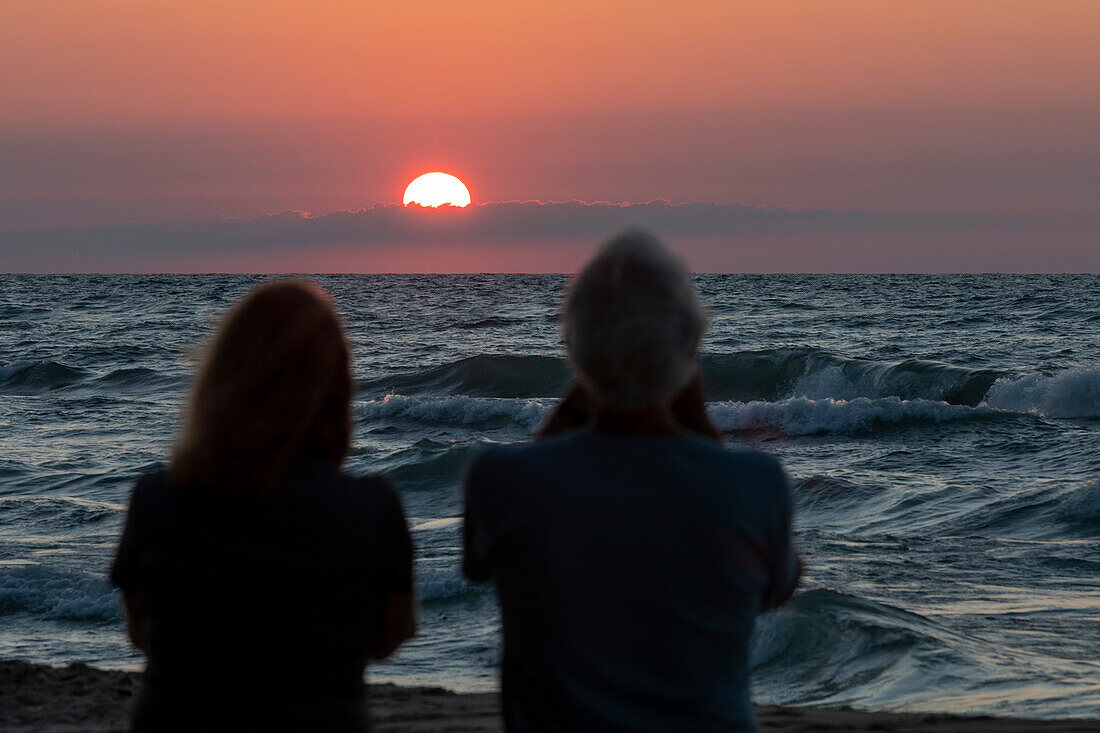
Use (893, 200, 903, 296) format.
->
(564, 230, 707, 411)
(171, 279, 352, 493)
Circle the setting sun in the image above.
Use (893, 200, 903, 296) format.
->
(403, 172, 471, 208)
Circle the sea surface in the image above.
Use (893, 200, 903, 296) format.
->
(1, 274, 1098, 718)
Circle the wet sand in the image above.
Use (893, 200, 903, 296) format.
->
(1, 660, 1097, 732)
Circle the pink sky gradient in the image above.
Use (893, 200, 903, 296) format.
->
(1, 1, 1097, 271)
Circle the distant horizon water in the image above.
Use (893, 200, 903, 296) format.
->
(1, 273, 1098, 718)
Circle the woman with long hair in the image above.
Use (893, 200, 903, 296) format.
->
(111, 280, 415, 731)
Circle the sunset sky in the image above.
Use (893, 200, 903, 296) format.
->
(1, 1, 1098, 272)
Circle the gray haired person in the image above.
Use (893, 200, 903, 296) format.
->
(463, 230, 801, 732)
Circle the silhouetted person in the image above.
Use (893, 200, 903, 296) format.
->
(463, 231, 800, 732)
(111, 280, 415, 732)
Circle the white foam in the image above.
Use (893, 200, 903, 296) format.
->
(791, 364, 864, 400)
(415, 566, 485, 602)
(356, 368, 1100, 439)
(358, 394, 552, 430)
(982, 366, 1100, 419)
(707, 397, 984, 436)
(410, 517, 463, 532)
(0, 565, 118, 621)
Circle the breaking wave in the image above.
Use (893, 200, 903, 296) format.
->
(983, 367, 1100, 419)
(0, 565, 118, 622)
(355, 353, 1098, 433)
(750, 588, 1100, 715)
(416, 566, 487, 603)
(703, 349, 1002, 405)
(709, 397, 997, 436)
(357, 394, 552, 432)
(357, 393, 1053, 438)
(358, 349, 1008, 405)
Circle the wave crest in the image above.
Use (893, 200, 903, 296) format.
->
(750, 588, 1100, 714)
(0, 360, 88, 394)
(360, 355, 570, 399)
(359, 393, 1022, 437)
(358, 394, 552, 431)
(709, 397, 990, 436)
(983, 367, 1100, 419)
(704, 349, 1000, 406)
(416, 567, 487, 603)
(359, 349, 1007, 405)
(355, 352, 1100, 425)
(0, 565, 118, 622)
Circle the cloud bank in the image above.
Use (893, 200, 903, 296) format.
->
(1, 201, 1096, 273)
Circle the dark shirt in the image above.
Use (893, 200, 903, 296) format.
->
(110, 464, 413, 732)
(463, 429, 799, 732)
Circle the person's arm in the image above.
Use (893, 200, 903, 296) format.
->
(121, 591, 147, 652)
(766, 551, 802, 609)
(760, 460, 802, 611)
(365, 478, 417, 659)
(111, 478, 151, 652)
(462, 454, 496, 583)
(370, 589, 417, 660)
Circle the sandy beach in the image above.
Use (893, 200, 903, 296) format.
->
(1, 660, 1096, 733)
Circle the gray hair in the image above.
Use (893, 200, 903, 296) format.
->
(564, 230, 707, 410)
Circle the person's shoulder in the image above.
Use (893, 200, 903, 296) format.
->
(119, 469, 181, 535)
(343, 468, 393, 493)
(295, 466, 407, 530)
(464, 436, 558, 499)
(677, 434, 769, 464)
(719, 443, 784, 477)
(682, 438, 788, 491)
(469, 440, 531, 468)
(465, 443, 517, 487)
(302, 463, 396, 500)
(133, 467, 169, 488)
(469, 430, 586, 474)
(130, 468, 174, 506)
(349, 471, 401, 508)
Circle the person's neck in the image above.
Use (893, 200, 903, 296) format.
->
(591, 403, 681, 436)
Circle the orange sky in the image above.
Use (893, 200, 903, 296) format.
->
(5, 1, 1097, 125)
(1, 1, 1098, 270)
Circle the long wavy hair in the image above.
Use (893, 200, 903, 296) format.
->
(170, 280, 352, 493)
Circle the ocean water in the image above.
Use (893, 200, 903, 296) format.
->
(1, 274, 1098, 718)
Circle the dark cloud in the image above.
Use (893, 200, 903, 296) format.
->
(1, 201, 1097, 273)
